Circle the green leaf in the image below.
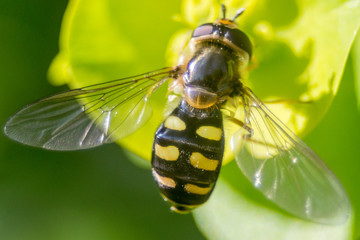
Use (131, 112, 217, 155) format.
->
(247, 0, 360, 136)
(353, 31, 360, 110)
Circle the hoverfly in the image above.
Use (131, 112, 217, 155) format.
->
(4, 5, 350, 224)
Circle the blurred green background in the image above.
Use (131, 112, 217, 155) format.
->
(1, 0, 360, 239)
(0, 1, 204, 239)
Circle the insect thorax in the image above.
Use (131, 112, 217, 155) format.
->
(183, 42, 246, 109)
(151, 100, 224, 212)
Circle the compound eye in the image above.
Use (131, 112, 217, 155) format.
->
(192, 24, 214, 38)
(225, 29, 252, 57)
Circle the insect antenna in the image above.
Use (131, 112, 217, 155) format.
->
(232, 7, 245, 21)
(221, 4, 226, 19)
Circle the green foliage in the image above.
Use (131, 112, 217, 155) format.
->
(47, 0, 360, 239)
(354, 32, 360, 110)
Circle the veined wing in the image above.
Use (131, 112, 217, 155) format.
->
(4, 67, 180, 150)
(230, 87, 350, 224)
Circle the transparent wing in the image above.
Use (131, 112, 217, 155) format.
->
(5, 67, 180, 150)
(230, 87, 350, 224)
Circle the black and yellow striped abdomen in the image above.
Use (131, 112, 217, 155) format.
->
(151, 101, 224, 212)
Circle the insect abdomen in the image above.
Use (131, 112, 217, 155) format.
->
(151, 101, 224, 212)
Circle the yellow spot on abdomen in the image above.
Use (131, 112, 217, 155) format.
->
(153, 170, 176, 188)
(164, 116, 186, 131)
(155, 144, 179, 161)
(190, 152, 219, 171)
(196, 126, 222, 141)
(184, 184, 212, 195)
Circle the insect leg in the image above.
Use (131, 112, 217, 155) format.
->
(222, 107, 253, 138)
(226, 116, 253, 137)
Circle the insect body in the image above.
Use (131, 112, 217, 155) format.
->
(151, 15, 251, 212)
(4, 6, 350, 224)
(152, 102, 224, 212)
